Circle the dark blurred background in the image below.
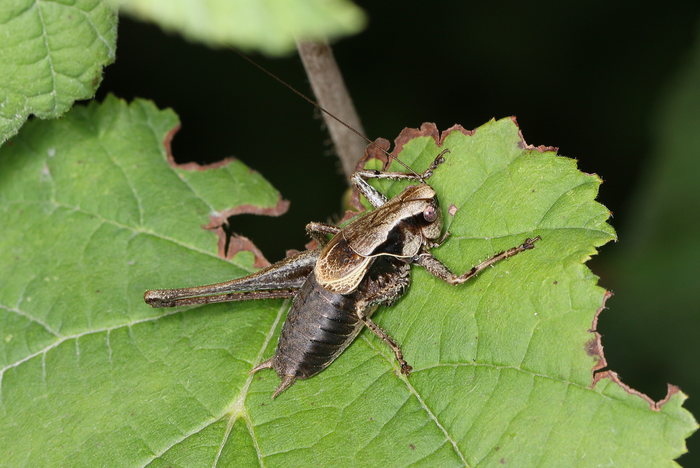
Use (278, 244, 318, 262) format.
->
(97, 1, 700, 462)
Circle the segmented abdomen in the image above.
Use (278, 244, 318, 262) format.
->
(271, 271, 365, 379)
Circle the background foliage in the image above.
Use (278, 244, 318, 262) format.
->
(0, 0, 117, 144)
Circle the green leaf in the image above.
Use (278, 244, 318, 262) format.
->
(0, 99, 695, 466)
(116, 0, 366, 56)
(0, 0, 117, 145)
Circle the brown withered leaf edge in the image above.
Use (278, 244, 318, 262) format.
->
(587, 292, 680, 411)
(163, 124, 289, 269)
(345, 119, 558, 218)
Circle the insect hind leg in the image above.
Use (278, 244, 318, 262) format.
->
(306, 222, 341, 246)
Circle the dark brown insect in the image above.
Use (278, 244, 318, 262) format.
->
(144, 151, 539, 397)
(145, 47, 539, 397)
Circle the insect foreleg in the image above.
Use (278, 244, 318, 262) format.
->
(144, 248, 320, 307)
(414, 236, 541, 285)
(354, 149, 448, 183)
(351, 175, 388, 209)
(306, 222, 341, 246)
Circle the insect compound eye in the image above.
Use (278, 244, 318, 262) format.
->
(423, 206, 438, 223)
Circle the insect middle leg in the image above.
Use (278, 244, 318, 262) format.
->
(354, 262, 414, 375)
(359, 313, 413, 375)
(415, 236, 541, 285)
(352, 150, 449, 209)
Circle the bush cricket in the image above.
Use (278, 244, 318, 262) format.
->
(144, 49, 540, 398)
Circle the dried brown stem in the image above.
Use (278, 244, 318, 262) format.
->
(296, 39, 366, 183)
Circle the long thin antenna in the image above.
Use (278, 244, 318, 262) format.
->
(228, 47, 422, 179)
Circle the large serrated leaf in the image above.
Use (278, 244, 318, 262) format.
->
(0, 0, 117, 145)
(116, 0, 366, 56)
(0, 99, 695, 467)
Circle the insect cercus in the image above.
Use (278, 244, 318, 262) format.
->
(144, 148, 540, 398)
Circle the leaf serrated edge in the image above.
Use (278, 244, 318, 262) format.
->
(588, 291, 690, 413)
(159, 121, 290, 267)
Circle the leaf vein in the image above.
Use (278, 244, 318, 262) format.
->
(34, 0, 58, 111)
(517, 266, 541, 369)
(450, 152, 522, 227)
(211, 299, 290, 466)
(351, 391, 413, 458)
(361, 335, 470, 467)
(95, 134, 145, 227)
(473, 374, 534, 465)
(414, 362, 675, 418)
(534, 180, 598, 229)
(0, 1, 33, 25)
(534, 382, 572, 465)
(0, 307, 186, 379)
(0, 303, 62, 338)
(450, 226, 613, 243)
(72, 2, 116, 59)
